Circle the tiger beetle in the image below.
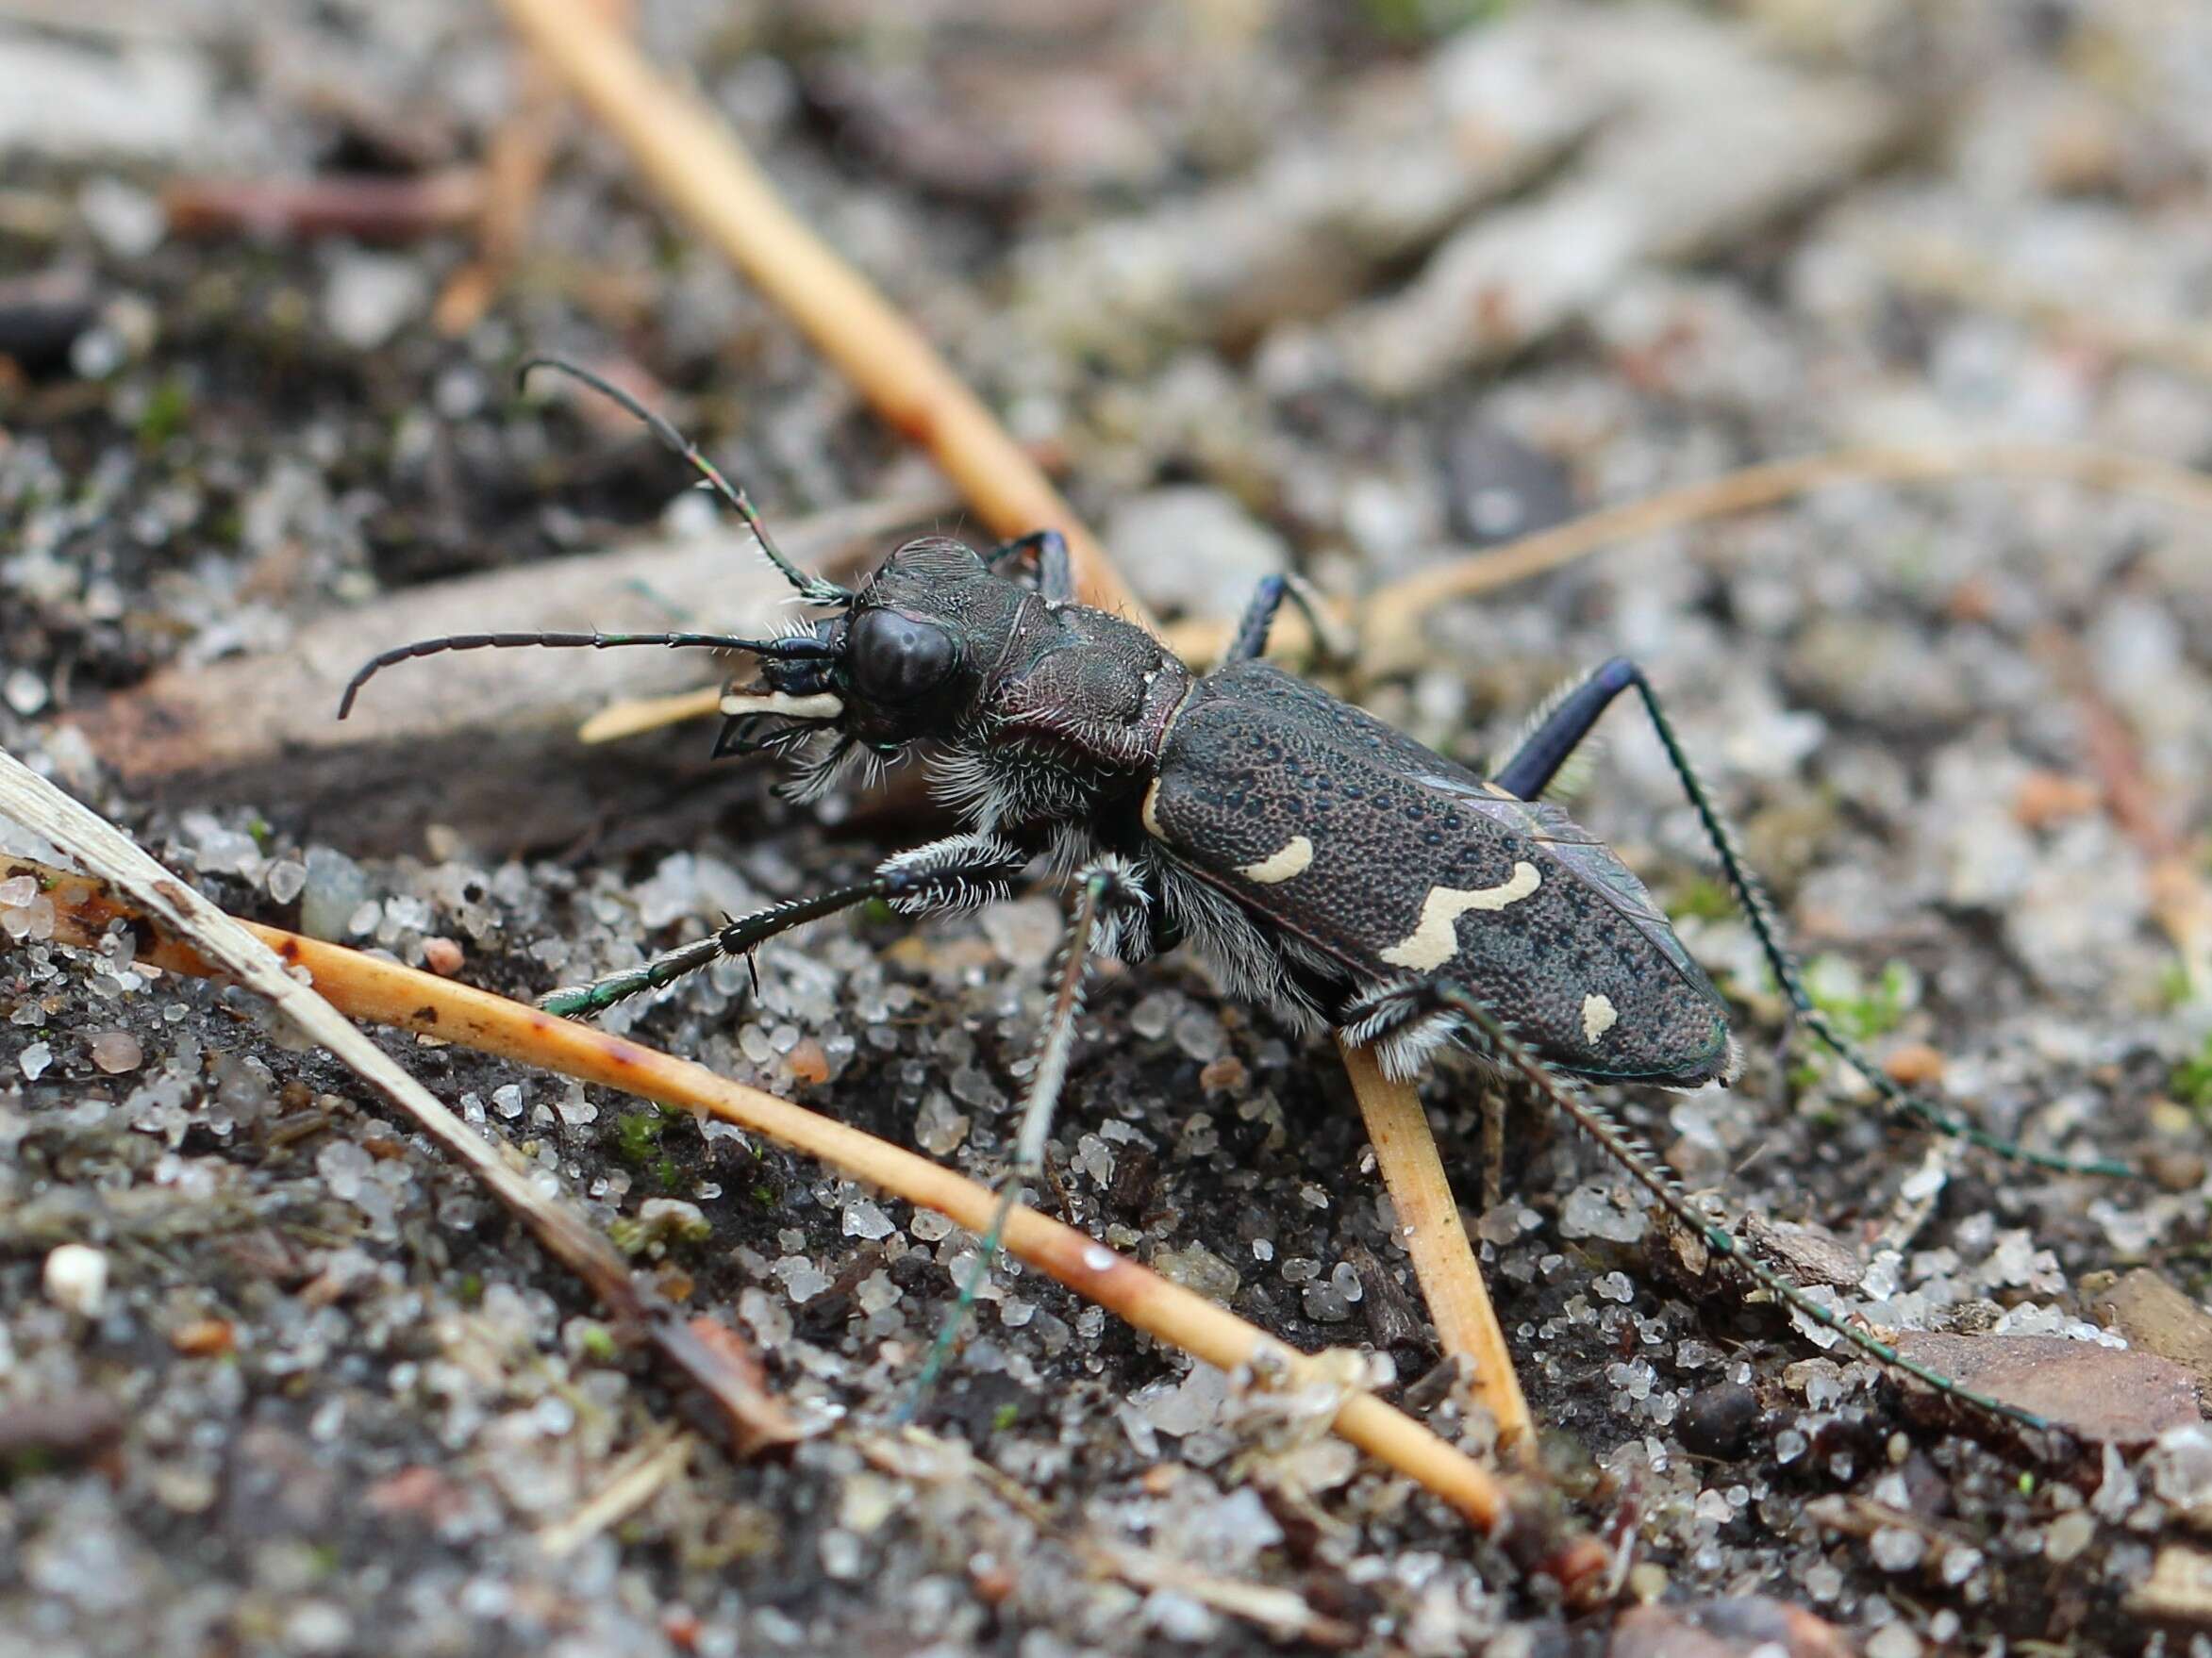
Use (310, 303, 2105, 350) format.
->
(340, 358, 2130, 1439)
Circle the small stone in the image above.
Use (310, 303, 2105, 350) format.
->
(265, 859, 308, 904)
(421, 937, 464, 976)
(2128, 1547, 2212, 1625)
(43, 1243, 108, 1316)
(87, 1031, 142, 1074)
(1560, 1184, 1647, 1243)
(1609, 1598, 1854, 1658)
(2043, 1509, 2097, 1565)
(1864, 1625, 1921, 1658)
(1869, 1527, 1926, 1572)
(2011, 771, 2101, 829)
(170, 1318, 235, 1356)
(1302, 1281, 1353, 1321)
(787, 1037, 830, 1086)
(842, 1198, 895, 1240)
(1198, 1054, 1246, 1093)
(4, 667, 48, 716)
(77, 176, 165, 257)
(1153, 1243, 1240, 1303)
(299, 847, 371, 943)
(1881, 1042, 1946, 1087)
(324, 252, 427, 350)
(19, 1039, 54, 1080)
(1443, 421, 1575, 545)
(1677, 1383, 1762, 1459)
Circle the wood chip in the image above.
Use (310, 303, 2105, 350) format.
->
(1894, 1332, 2204, 1444)
(1609, 1598, 1854, 1658)
(64, 494, 940, 854)
(2086, 1269, 2212, 1399)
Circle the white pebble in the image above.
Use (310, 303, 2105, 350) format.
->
(44, 1243, 108, 1316)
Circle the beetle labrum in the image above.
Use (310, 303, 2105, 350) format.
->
(340, 360, 2124, 1435)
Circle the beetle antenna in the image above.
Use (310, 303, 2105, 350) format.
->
(517, 356, 854, 607)
(336, 629, 831, 720)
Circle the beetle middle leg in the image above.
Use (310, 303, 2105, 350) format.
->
(902, 855, 1149, 1415)
(1496, 656, 2126, 1179)
(540, 832, 1029, 1017)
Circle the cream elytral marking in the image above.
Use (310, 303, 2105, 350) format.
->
(1581, 992, 1618, 1044)
(1140, 777, 1166, 838)
(1378, 861, 1541, 970)
(1238, 835, 1312, 885)
(719, 688, 845, 721)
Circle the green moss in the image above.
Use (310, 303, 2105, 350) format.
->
(577, 1323, 620, 1361)
(1804, 953, 1918, 1042)
(2173, 1036, 2212, 1113)
(992, 1401, 1020, 1432)
(612, 1109, 672, 1165)
(136, 373, 192, 450)
(1670, 876, 1738, 924)
(1360, 0, 1515, 40)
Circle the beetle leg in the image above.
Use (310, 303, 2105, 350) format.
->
(1224, 572, 1354, 666)
(539, 832, 1028, 1018)
(987, 529, 1076, 602)
(1399, 979, 2064, 1439)
(1500, 657, 2127, 1179)
(901, 855, 1148, 1418)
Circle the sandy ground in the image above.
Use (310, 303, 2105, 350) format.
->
(6, 3, 2212, 1653)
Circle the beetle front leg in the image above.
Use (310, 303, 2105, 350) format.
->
(1224, 572, 1354, 665)
(541, 832, 1029, 1018)
(1496, 656, 2126, 1179)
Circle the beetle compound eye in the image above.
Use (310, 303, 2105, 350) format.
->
(850, 608, 958, 703)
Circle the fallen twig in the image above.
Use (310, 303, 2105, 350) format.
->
(1338, 1040, 1534, 1459)
(2, 848, 1536, 1543)
(1164, 440, 2212, 677)
(65, 491, 943, 854)
(435, 0, 634, 334)
(497, 0, 1145, 627)
(0, 752, 805, 1459)
(862, 1428, 1363, 1644)
(535, 1427, 691, 1558)
(1880, 231, 2212, 387)
(163, 170, 487, 242)
(1354, 441, 2212, 676)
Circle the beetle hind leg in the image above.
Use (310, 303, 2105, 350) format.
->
(1498, 656, 2127, 1179)
(1394, 977, 2062, 1437)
